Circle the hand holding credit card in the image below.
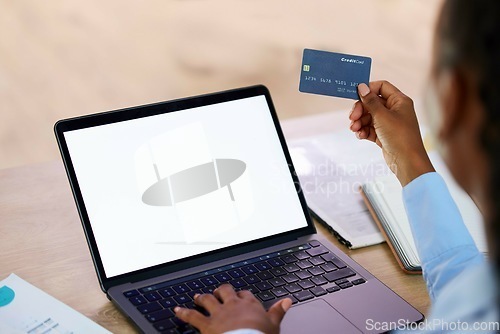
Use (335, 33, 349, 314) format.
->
(299, 49, 372, 100)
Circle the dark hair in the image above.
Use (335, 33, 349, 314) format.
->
(436, 0, 500, 311)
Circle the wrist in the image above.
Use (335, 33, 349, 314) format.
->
(395, 149, 435, 187)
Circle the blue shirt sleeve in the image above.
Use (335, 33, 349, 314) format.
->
(402, 172, 485, 301)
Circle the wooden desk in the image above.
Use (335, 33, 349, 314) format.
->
(0, 111, 430, 333)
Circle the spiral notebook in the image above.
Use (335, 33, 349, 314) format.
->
(361, 152, 488, 273)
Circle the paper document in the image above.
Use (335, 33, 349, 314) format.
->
(288, 130, 388, 248)
(0, 273, 111, 334)
(366, 151, 487, 269)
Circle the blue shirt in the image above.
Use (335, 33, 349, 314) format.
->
(225, 172, 498, 333)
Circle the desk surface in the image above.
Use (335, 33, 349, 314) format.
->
(0, 111, 430, 333)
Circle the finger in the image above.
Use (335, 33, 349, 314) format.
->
(368, 80, 402, 100)
(267, 298, 293, 326)
(357, 83, 388, 116)
(194, 293, 221, 313)
(236, 289, 256, 300)
(365, 126, 378, 143)
(350, 113, 372, 132)
(356, 126, 377, 144)
(213, 284, 237, 303)
(349, 101, 363, 121)
(174, 306, 208, 329)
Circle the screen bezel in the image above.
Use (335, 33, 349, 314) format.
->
(54, 85, 315, 292)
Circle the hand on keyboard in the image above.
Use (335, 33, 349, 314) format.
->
(174, 284, 292, 334)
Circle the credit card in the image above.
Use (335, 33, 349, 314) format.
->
(299, 49, 372, 100)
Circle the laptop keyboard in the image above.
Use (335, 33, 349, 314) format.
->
(123, 240, 366, 334)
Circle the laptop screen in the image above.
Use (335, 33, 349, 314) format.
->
(63, 94, 309, 278)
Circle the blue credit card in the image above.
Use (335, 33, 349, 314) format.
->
(299, 49, 372, 100)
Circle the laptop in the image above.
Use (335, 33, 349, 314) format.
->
(54, 85, 423, 334)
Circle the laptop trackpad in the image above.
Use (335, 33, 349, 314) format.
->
(281, 299, 361, 334)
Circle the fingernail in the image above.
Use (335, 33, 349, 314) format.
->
(349, 120, 354, 129)
(282, 298, 293, 312)
(356, 131, 361, 139)
(349, 104, 355, 117)
(358, 83, 370, 97)
(194, 294, 200, 299)
(174, 307, 181, 313)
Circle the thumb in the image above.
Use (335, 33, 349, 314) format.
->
(267, 298, 293, 325)
(357, 83, 387, 116)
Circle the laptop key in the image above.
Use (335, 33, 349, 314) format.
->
(123, 289, 139, 298)
(184, 302, 195, 309)
(293, 290, 314, 302)
(298, 280, 315, 290)
(255, 281, 273, 291)
(352, 278, 366, 285)
(187, 289, 202, 299)
(296, 260, 312, 269)
(284, 283, 302, 293)
(154, 319, 175, 331)
(294, 251, 310, 260)
(160, 330, 178, 334)
(326, 286, 341, 293)
(283, 264, 299, 273)
(159, 298, 177, 308)
(310, 286, 327, 297)
(179, 327, 196, 334)
(159, 287, 176, 298)
(172, 317, 188, 327)
(144, 291, 162, 302)
(321, 263, 338, 272)
(257, 271, 274, 280)
(282, 274, 299, 284)
(201, 285, 215, 294)
(281, 255, 297, 264)
(322, 254, 347, 269)
(129, 295, 147, 306)
(295, 270, 312, 280)
(228, 269, 245, 278)
(271, 287, 289, 297)
(146, 308, 175, 322)
(339, 282, 353, 289)
(173, 294, 191, 304)
(254, 262, 271, 271)
(309, 256, 325, 266)
(269, 278, 286, 287)
(334, 278, 349, 285)
(243, 275, 260, 284)
(241, 285, 260, 294)
(310, 276, 327, 286)
(308, 267, 325, 276)
(137, 301, 162, 314)
(324, 268, 356, 282)
(257, 291, 275, 301)
(186, 280, 204, 290)
(241, 265, 259, 275)
(200, 276, 218, 286)
(309, 240, 321, 247)
(270, 267, 286, 276)
(229, 279, 247, 288)
(267, 258, 285, 267)
(214, 272, 231, 283)
(306, 246, 329, 257)
(172, 284, 190, 294)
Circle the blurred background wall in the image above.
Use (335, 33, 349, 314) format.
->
(0, 0, 442, 170)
